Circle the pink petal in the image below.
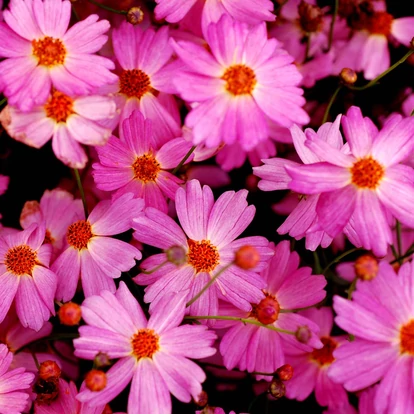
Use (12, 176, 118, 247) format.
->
(53, 247, 81, 302)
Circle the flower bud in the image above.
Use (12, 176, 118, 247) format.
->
(268, 378, 286, 399)
(58, 302, 82, 326)
(295, 325, 311, 344)
(276, 364, 294, 381)
(252, 296, 280, 325)
(85, 369, 107, 392)
(340, 68, 358, 85)
(166, 245, 187, 265)
(354, 254, 378, 281)
(298, 1, 324, 33)
(39, 360, 61, 381)
(234, 246, 260, 270)
(195, 390, 208, 407)
(127, 7, 144, 25)
(94, 352, 111, 369)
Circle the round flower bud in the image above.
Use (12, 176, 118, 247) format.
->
(127, 6, 144, 25)
(268, 378, 286, 399)
(58, 302, 82, 326)
(276, 364, 294, 381)
(234, 245, 260, 270)
(295, 325, 311, 344)
(253, 296, 280, 325)
(340, 68, 358, 85)
(354, 255, 378, 281)
(195, 390, 208, 407)
(166, 245, 187, 265)
(39, 360, 61, 381)
(94, 352, 111, 369)
(85, 370, 107, 392)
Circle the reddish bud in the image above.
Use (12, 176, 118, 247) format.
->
(127, 7, 144, 25)
(340, 68, 358, 85)
(39, 360, 61, 381)
(94, 352, 111, 369)
(166, 245, 187, 265)
(354, 255, 378, 281)
(295, 325, 311, 344)
(276, 364, 294, 381)
(234, 246, 260, 270)
(58, 302, 82, 326)
(195, 390, 208, 407)
(268, 378, 286, 399)
(85, 370, 107, 392)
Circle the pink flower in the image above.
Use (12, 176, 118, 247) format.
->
(93, 110, 191, 213)
(172, 15, 309, 151)
(0, 344, 35, 414)
(0, 175, 9, 196)
(329, 260, 414, 413)
(218, 241, 326, 376)
(286, 106, 414, 256)
(0, 224, 56, 331)
(0, 91, 116, 168)
(132, 179, 273, 318)
(0, 0, 117, 111)
(52, 193, 143, 302)
(74, 283, 216, 412)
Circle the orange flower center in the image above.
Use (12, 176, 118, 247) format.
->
(44, 91, 74, 123)
(66, 220, 93, 250)
(131, 329, 160, 359)
(250, 293, 280, 325)
(5, 245, 37, 276)
(119, 69, 152, 99)
(400, 320, 414, 355)
(310, 336, 338, 366)
(32, 36, 66, 67)
(365, 11, 393, 35)
(354, 254, 378, 280)
(350, 156, 384, 189)
(132, 153, 161, 182)
(222, 64, 257, 96)
(187, 239, 220, 273)
(44, 229, 55, 245)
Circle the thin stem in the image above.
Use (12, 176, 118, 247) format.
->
(347, 277, 357, 300)
(390, 242, 414, 264)
(327, 0, 339, 52)
(304, 33, 311, 62)
(322, 85, 342, 124)
(410, 108, 414, 116)
(73, 169, 88, 218)
(86, 0, 127, 15)
(348, 49, 414, 91)
(140, 260, 168, 274)
(312, 250, 322, 274)
(396, 221, 402, 261)
(0, 97, 6, 107)
(172, 145, 196, 176)
(322, 247, 361, 275)
(31, 350, 40, 370)
(390, 245, 399, 261)
(186, 263, 232, 307)
(248, 391, 267, 413)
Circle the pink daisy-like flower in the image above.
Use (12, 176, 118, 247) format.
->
(172, 15, 309, 151)
(0, 175, 9, 196)
(0, 91, 116, 169)
(0, 224, 56, 331)
(219, 241, 326, 377)
(52, 193, 143, 302)
(74, 283, 216, 413)
(0, 344, 35, 414)
(132, 179, 273, 318)
(0, 0, 117, 111)
(93, 110, 191, 213)
(286, 106, 414, 256)
(329, 260, 414, 413)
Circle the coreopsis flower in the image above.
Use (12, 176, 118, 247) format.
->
(93, 110, 191, 213)
(219, 241, 326, 376)
(74, 283, 216, 413)
(0, 91, 116, 168)
(329, 260, 414, 413)
(0, 224, 57, 331)
(52, 193, 143, 302)
(0, 344, 35, 414)
(172, 15, 309, 151)
(132, 179, 273, 318)
(286, 106, 414, 256)
(0, 0, 117, 111)
(0, 175, 9, 195)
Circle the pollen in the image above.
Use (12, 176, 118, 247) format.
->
(350, 156, 384, 189)
(222, 64, 257, 96)
(187, 239, 220, 273)
(132, 153, 161, 182)
(32, 36, 66, 67)
(119, 69, 152, 99)
(250, 292, 280, 325)
(310, 336, 338, 366)
(400, 320, 414, 355)
(131, 329, 160, 359)
(366, 11, 393, 36)
(44, 91, 74, 123)
(5, 245, 37, 276)
(66, 220, 93, 250)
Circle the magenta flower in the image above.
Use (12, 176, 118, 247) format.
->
(0, 91, 116, 168)
(329, 260, 414, 413)
(52, 193, 143, 302)
(0, 175, 9, 196)
(219, 241, 326, 376)
(132, 179, 273, 318)
(93, 110, 191, 213)
(74, 283, 216, 412)
(286, 106, 414, 256)
(172, 15, 309, 151)
(0, 344, 35, 414)
(0, 0, 117, 111)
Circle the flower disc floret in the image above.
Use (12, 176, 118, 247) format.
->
(32, 37, 66, 67)
(44, 91, 74, 123)
(120, 69, 152, 99)
(222, 64, 257, 96)
(187, 239, 220, 273)
(132, 153, 161, 182)
(5, 245, 37, 275)
(131, 328, 160, 359)
(310, 336, 337, 366)
(400, 320, 414, 355)
(350, 156, 384, 189)
(66, 220, 93, 250)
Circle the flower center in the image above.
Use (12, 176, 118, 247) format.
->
(5, 245, 37, 276)
(222, 64, 257, 96)
(310, 336, 338, 366)
(44, 91, 74, 123)
(350, 156, 384, 189)
(131, 329, 160, 359)
(250, 293, 280, 325)
(400, 320, 414, 355)
(365, 11, 393, 35)
(354, 254, 378, 280)
(132, 153, 161, 182)
(187, 239, 220, 273)
(119, 69, 152, 99)
(32, 36, 66, 67)
(66, 220, 93, 250)
(44, 229, 55, 245)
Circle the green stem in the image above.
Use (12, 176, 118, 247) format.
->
(0, 97, 6, 107)
(86, 0, 127, 15)
(390, 242, 414, 264)
(30, 350, 40, 370)
(140, 260, 168, 274)
(312, 250, 322, 274)
(322, 247, 361, 275)
(347, 277, 357, 300)
(322, 85, 342, 124)
(396, 221, 403, 262)
(390, 245, 399, 261)
(172, 145, 196, 176)
(410, 108, 414, 116)
(348, 49, 414, 91)
(326, 0, 339, 52)
(73, 169, 88, 219)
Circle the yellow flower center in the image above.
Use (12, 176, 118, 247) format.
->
(222, 64, 257, 96)
(131, 329, 160, 359)
(187, 239, 220, 273)
(44, 90, 74, 123)
(66, 220, 93, 250)
(350, 156, 384, 189)
(32, 36, 66, 67)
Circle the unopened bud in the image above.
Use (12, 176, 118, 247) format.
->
(340, 68, 358, 85)
(268, 378, 286, 399)
(295, 325, 311, 344)
(58, 302, 81, 326)
(354, 254, 378, 281)
(195, 390, 208, 407)
(298, 1, 324, 33)
(166, 245, 187, 265)
(253, 296, 280, 325)
(34, 362, 60, 405)
(94, 352, 111, 369)
(39, 361, 61, 381)
(234, 246, 260, 270)
(126, 6, 144, 25)
(276, 364, 294, 381)
(85, 370, 107, 392)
